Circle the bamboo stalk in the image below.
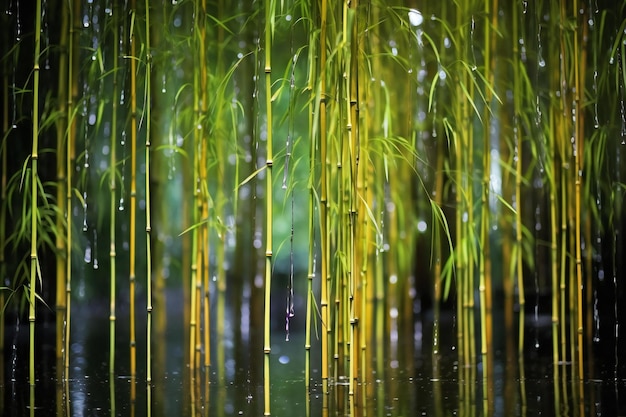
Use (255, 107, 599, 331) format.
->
(144, 0, 153, 385)
(189, 0, 201, 374)
(29, 0, 43, 387)
(572, 0, 586, 381)
(263, 1, 275, 414)
(196, 0, 210, 373)
(129, 0, 138, 387)
(65, 0, 80, 378)
(55, 0, 69, 362)
(514, 0, 525, 358)
(479, 0, 496, 409)
(109, 1, 119, 375)
(319, 0, 330, 401)
(304, 0, 317, 389)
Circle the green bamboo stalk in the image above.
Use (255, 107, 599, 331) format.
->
(29, 0, 42, 388)
(215, 0, 227, 381)
(513, 0, 525, 357)
(304, 0, 317, 389)
(109, 2, 119, 375)
(451, 0, 466, 368)
(144, 0, 153, 385)
(263, 0, 275, 414)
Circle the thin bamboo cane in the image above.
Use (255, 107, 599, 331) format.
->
(572, 0, 586, 381)
(537, 0, 560, 372)
(479, 0, 495, 410)
(556, 0, 569, 366)
(342, 1, 360, 404)
(319, 0, 330, 401)
(189, 0, 201, 373)
(304, 0, 317, 389)
(514, 0, 525, 358)
(196, 0, 210, 372)
(263, 1, 275, 414)
(215, 0, 227, 381)
(55, 0, 69, 362)
(144, 0, 153, 385)
(29, 0, 42, 387)
(109, 2, 119, 375)
(65, 0, 80, 378)
(129, 0, 138, 387)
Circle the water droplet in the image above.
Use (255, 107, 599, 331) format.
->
(408, 9, 423, 27)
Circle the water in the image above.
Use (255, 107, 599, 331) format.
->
(3, 294, 626, 417)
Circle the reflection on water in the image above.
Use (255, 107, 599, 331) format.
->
(2, 293, 626, 417)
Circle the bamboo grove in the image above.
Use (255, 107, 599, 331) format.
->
(1, 0, 626, 415)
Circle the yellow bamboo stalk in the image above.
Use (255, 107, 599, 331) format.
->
(195, 0, 211, 372)
(263, 1, 275, 414)
(129, 0, 138, 391)
(29, 0, 42, 388)
(189, 0, 202, 374)
(479, 0, 496, 410)
(319, 0, 330, 400)
(572, 0, 585, 381)
(65, 0, 80, 378)
(55, 0, 69, 362)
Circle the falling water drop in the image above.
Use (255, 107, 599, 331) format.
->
(84, 243, 92, 263)
(92, 230, 98, 270)
(408, 9, 423, 27)
(593, 288, 600, 342)
(82, 191, 88, 232)
(14, 0, 21, 41)
(593, 71, 600, 128)
(42, 0, 50, 69)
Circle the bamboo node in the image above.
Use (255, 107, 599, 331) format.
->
(264, 348, 271, 353)
(266, 159, 273, 167)
(266, 250, 272, 257)
(264, 66, 271, 73)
